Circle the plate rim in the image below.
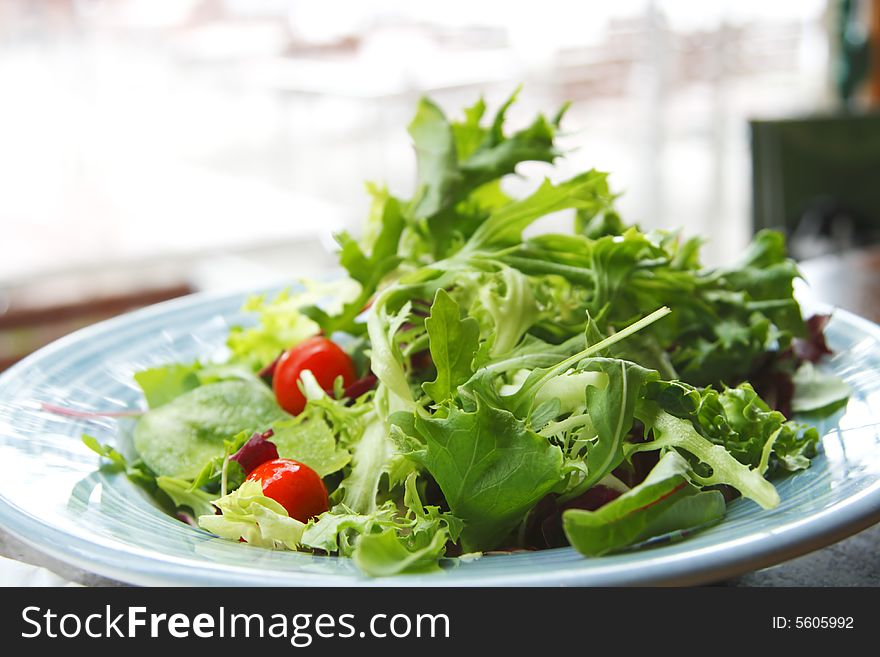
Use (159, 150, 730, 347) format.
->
(1, 288, 879, 587)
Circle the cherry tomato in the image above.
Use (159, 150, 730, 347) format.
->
(272, 336, 356, 415)
(246, 458, 329, 522)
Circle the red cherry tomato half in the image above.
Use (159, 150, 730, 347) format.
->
(246, 458, 329, 522)
(272, 337, 356, 415)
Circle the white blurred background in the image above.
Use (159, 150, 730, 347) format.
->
(0, 0, 858, 367)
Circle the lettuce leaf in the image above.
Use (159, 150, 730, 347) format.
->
(410, 397, 563, 552)
(134, 362, 202, 409)
(133, 380, 289, 480)
(198, 480, 305, 549)
(646, 379, 820, 478)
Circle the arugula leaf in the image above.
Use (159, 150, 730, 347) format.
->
(563, 452, 702, 556)
(412, 396, 563, 551)
(570, 358, 659, 497)
(133, 380, 289, 480)
(464, 173, 611, 253)
(497, 307, 671, 418)
(408, 98, 462, 222)
(304, 197, 406, 336)
(423, 289, 480, 403)
(405, 90, 567, 260)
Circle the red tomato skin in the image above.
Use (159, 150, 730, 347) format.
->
(246, 458, 329, 522)
(272, 337, 356, 415)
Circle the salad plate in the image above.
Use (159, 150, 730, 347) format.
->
(0, 287, 878, 587)
(3, 92, 880, 586)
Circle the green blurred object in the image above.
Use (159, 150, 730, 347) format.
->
(836, 0, 871, 104)
(750, 113, 880, 257)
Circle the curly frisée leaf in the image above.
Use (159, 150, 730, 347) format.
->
(226, 289, 321, 371)
(302, 474, 459, 576)
(198, 480, 305, 549)
(300, 503, 398, 555)
(367, 295, 417, 411)
(471, 266, 539, 357)
(633, 402, 780, 509)
(352, 473, 460, 576)
(338, 412, 391, 515)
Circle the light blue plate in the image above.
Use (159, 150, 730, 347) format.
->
(0, 289, 878, 586)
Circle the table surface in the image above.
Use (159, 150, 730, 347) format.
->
(1, 247, 878, 587)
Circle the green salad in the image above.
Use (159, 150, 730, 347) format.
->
(85, 91, 850, 577)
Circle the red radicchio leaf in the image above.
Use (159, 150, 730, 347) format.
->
(343, 373, 378, 402)
(175, 510, 200, 527)
(229, 429, 278, 475)
(750, 367, 796, 418)
(792, 314, 833, 363)
(520, 485, 625, 550)
(258, 351, 284, 384)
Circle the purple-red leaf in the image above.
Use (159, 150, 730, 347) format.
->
(343, 373, 378, 402)
(229, 429, 278, 475)
(793, 314, 832, 363)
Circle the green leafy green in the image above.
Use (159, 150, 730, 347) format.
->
(156, 476, 216, 517)
(791, 362, 851, 414)
(227, 289, 321, 371)
(633, 402, 780, 509)
(337, 413, 391, 515)
(411, 397, 563, 551)
(570, 359, 659, 497)
(198, 480, 305, 549)
(645, 380, 820, 478)
(133, 380, 289, 480)
(271, 418, 351, 478)
(352, 474, 460, 576)
(564, 452, 711, 556)
(304, 197, 405, 336)
(134, 362, 202, 409)
(119, 91, 843, 577)
(422, 288, 480, 403)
